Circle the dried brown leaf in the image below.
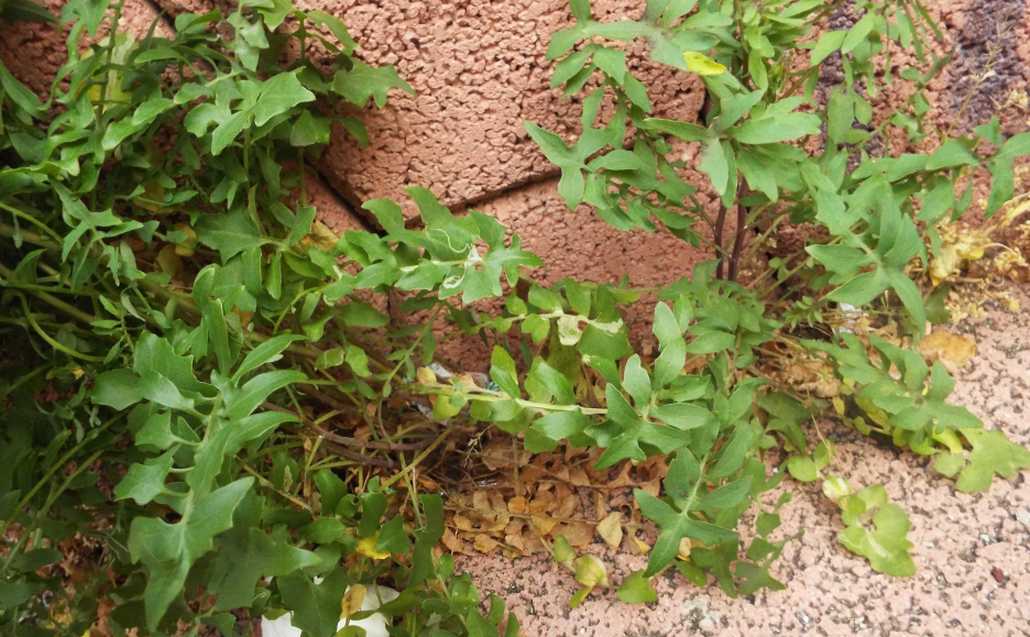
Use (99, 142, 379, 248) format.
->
(531, 515, 558, 536)
(569, 467, 591, 487)
(442, 528, 467, 554)
(507, 496, 528, 515)
(558, 521, 595, 547)
(453, 514, 475, 532)
(473, 534, 500, 554)
(472, 490, 495, 513)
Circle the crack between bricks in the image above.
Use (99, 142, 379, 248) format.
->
(453, 167, 564, 213)
(314, 159, 564, 228)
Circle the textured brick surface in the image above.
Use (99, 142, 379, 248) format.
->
(304, 171, 367, 234)
(306, 0, 705, 213)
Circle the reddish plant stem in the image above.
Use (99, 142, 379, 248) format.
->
(713, 202, 728, 279)
(728, 195, 747, 282)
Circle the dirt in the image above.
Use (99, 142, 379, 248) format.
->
(945, 0, 1028, 134)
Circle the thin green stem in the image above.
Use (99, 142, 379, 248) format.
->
(16, 294, 104, 361)
(0, 202, 63, 243)
(0, 222, 58, 250)
(380, 428, 451, 490)
(413, 382, 608, 416)
(0, 264, 97, 324)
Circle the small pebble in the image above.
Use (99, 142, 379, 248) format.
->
(1015, 510, 1030, 527)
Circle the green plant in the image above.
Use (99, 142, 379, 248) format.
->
(521, 0, 1030, 585)
(0, 0, 1028, 635)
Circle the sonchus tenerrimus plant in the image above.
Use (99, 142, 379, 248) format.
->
(0, 1, 522, 635)
(0, 0, 1028, 634)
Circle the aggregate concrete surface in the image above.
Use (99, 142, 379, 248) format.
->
(459, 287, 1030, 636)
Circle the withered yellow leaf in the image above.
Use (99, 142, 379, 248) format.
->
(639, 480, 661, 497)
(596, 511, 623, 549)
(416, 366, 437, 385)
(677, 537, 692, 561)
(918, 329, 976, 371)
(441, 528, 466, 554)
(929, 226, 990, 286)
(471, 491, 491, 512)
(531, 514, 558, 535)
(340, 584, 366, 618)
(452, 514, 474, 531)
(573, 555, 609, 588)
(682, 51, 727, 76)
(569, 467, 590, 486)
(301, 220, 340, 251)
(356, 536, 390, 560)
(631, 534, 651, 555)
